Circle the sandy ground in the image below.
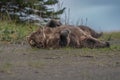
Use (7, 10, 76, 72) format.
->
(0, 42, 120, 80)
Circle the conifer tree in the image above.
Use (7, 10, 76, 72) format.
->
(0, 0, 65, 23)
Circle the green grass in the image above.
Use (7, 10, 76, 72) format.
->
(101, 32, 120, 40)
(0, 21, 39, 43)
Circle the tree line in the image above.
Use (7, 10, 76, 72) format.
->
(0, 0, 65, 24)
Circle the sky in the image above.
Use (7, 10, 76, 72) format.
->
(61, 0, 120, 32)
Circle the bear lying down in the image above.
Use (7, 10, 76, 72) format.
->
(27, 25, 110, 49)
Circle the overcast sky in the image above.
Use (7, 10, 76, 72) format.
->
(61, 0, 120, 32)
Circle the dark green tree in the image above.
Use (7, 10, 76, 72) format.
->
(0, 0, 65, 23)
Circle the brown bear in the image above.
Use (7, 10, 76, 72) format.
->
(45, 19, 62, 28)
(27, 25, 109, 49)
(46, 19, 103, 38)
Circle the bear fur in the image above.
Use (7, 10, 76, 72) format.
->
(46, 19, 62, 28)
(46, 19, 103, 38)
(78, 25, 103, 38)
(27, 25, 109, 49)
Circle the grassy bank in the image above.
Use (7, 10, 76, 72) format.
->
(0, 21, 39, 44)
(0, 21, 120, 46)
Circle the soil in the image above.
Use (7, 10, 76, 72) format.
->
(0, 41, 120, 80)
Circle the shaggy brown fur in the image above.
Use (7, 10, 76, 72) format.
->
(27, 25, 109, 49)
(46, 20, 102, 38)
(46, 19, 62, 28)
(27, 27, 53, 48)
(78, 25, 103, 38)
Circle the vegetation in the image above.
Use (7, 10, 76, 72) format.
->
(0, 21, 39, 43)
(0, 0, 65, 23)
(101, 32, 120, 40)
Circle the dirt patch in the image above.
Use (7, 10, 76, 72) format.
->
(0, 41, 120, 80)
